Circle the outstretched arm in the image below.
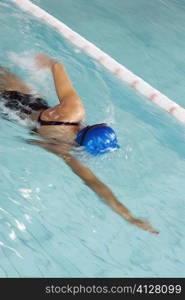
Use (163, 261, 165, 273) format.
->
(28, 140, 159, 234)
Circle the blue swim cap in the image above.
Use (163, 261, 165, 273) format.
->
(75, 123, 120, 156)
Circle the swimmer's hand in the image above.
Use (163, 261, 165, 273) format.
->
(35, 54, 56, 70)
(109, 200, 159, 234)
(127, 217, 159, 234)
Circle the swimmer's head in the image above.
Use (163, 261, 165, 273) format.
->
(75, 123, 120, 156)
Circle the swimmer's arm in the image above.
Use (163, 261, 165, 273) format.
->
(51, 62, 80, 104)
(35, 54, 79, 104)
(28, 140, 159, 234)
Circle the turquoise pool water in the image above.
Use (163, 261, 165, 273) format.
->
(0, 0, 185, 277)
(33, 0, 185, 108)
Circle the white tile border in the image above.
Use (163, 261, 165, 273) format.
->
(12, 0, 185, 124)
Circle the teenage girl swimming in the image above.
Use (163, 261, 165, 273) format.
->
(0, 54, 159, 234)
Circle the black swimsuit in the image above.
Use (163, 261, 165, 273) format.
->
(0, 90, 49, 114)
(0, 90, 79, 127)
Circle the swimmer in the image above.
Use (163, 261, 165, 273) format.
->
(0, 54, 159, 234)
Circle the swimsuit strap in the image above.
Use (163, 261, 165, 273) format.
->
(38, 112, 79, 126)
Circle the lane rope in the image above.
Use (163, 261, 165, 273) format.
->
(12, 0, 185, 124)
